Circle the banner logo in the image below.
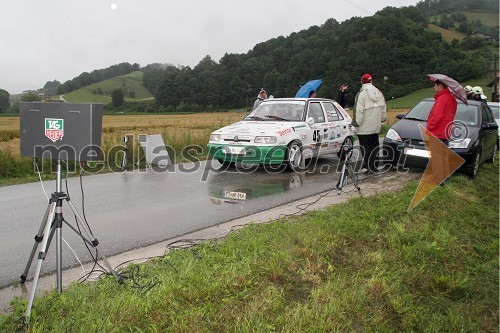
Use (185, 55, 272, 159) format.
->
(45, 118, 64, 142)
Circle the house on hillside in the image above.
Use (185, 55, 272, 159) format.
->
(470, 32, 496, 41)
(37, 93, 49, 101)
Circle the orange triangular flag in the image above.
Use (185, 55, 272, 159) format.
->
(408, 125, 465, 211)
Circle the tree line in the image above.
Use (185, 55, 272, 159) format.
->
(144, 4, 497, 110)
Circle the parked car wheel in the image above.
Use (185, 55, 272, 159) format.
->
(488, 144, 497, 163)
(467, 150, 481, 178)
(285, 141, 302, 171)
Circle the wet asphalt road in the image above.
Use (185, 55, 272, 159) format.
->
(0, 157, 352, 288)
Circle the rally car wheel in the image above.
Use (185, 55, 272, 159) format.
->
(285, 141, 303, 171)
(217, 159, 235, 169)
(337, 136, 354, 161)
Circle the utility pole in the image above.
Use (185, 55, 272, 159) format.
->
(493, 54, 499, 102)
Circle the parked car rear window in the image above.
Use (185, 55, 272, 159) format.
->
(489, 104, 499, 118)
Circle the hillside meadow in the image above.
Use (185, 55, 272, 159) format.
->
(62, 71, 153, 104)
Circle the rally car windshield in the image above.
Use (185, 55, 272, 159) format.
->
(245, 101, 306, 122)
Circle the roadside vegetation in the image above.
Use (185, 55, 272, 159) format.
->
(0, 161, 497, 332)
(0, 112, 245, 186)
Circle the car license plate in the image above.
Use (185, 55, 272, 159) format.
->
(224, 191, 246, 200)
(404, 147, 431, 158)
(224, 146, 245, 155)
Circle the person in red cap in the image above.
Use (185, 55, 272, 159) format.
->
(353, 73, 387, 173)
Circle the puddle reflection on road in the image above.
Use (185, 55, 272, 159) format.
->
(206, 157, 343, 205)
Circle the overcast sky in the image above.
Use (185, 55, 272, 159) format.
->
(2, 0, 420, 94)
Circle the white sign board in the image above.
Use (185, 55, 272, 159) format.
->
(138, 134, 171, 167)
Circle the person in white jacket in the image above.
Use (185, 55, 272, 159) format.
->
(354, 73, 387, 173)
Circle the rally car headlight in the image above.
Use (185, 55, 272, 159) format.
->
(254, 136, 277, 144)
(385, 128, 402, 142)
(448, 138, 471, 149)
(210, 134, 222, 142)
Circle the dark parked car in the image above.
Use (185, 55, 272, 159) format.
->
(383, 99, 498, 178)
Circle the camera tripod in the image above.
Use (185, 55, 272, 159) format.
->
(335, 146, 360, 195)
(21, 159, 119, 322)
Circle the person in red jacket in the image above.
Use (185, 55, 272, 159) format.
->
(426, 80, 457, 143)
(426, 79, 458, 186)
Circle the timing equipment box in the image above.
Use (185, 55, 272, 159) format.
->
(20, 102, 103, 161)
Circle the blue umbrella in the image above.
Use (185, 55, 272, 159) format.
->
(295, 79, 323, 98)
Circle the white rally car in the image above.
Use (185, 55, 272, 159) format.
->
(207, 98, 356, 169)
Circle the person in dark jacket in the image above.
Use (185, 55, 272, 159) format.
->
(337, 85, 348, 108)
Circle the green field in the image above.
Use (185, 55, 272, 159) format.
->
(428, 23, 467, 42)
(463, 11, 500, 28)
(62, 71, 154, 103)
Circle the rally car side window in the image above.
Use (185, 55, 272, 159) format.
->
(308, 102, 325, 123)
(323, 102, 344, 122)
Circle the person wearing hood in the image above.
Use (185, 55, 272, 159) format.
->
(253, 89, 267, 110)
(354, 74, 387, 173)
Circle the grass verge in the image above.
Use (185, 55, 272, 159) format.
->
(1, 162, 498, 332)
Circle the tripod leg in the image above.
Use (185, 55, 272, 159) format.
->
(54, 201, 64, 293)
(25, 201, 57, 321)
(336, 161, 347, 195)
(21, 203, 52, 283)
(347, 164, 361, 191)
(65, 199, 120, 281)
(121, 148, 128, 171)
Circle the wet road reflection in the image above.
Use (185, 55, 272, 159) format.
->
(205, 155, 350, 205)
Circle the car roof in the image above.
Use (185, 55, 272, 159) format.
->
(487, 101, 499, 106)
(263, 98, 335, 102)
(420, 98, 485, 107)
